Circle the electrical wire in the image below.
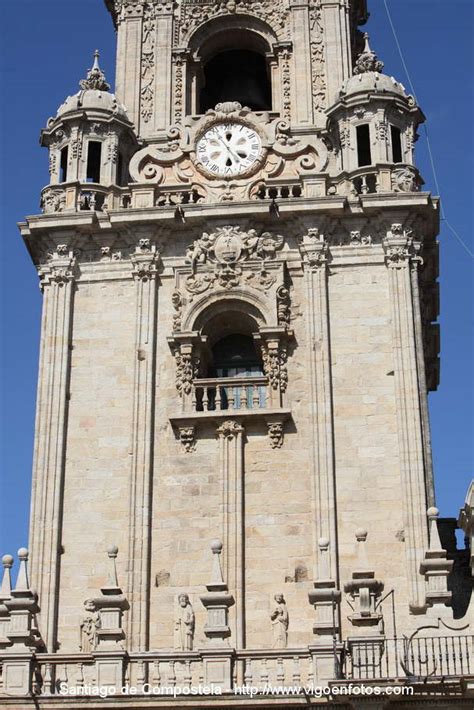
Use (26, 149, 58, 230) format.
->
(383, 0, 474, 259)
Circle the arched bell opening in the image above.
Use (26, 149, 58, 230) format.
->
(199, 49, 272, 113)
(187, 21, 276, 115)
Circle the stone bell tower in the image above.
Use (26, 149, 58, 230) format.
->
(6, 0, 472, 703)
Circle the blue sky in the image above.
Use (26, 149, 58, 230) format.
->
(0, 0, 473, 558)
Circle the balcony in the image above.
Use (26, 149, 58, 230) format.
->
(192, 375, 269, 412)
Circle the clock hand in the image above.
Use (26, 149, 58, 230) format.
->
(216, 134, 242, 164)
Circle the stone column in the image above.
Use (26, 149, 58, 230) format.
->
(216, 420, 245, 651)
(115, 3, 144, 132)
(29, 246, 76, 651)
(300, 230, 339, 585)
(289, 0, 313, 125)
(126, 239, 160, 651)
(383, 225, 429, 611)
(320, 0, 352, 107)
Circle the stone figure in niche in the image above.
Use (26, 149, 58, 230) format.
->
(270, 593, 289, 649)
(79, 599, 100, 652)
(174, 593, 195, 651)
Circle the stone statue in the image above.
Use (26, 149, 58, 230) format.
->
(79, 599, 100, 652)
(270, 593, 289, 648)
(174, 593, 195, 651)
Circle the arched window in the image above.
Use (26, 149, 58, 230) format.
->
(199, 49, 272, 113)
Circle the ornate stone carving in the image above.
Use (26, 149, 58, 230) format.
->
(276, 285, 291, 328)
(177, 0, 290, 44)
(186, 226, 284, 273)
(216, 419, 244, 440)
(79, 50, 110, 92)
(350, 230, 372, 246)
(183, 227, 284, 296)
(178, 426, 196, 453)
(79, 599, 100, 653)
(172, 50, 188, 125)
(391, 165, 419, 193)
(140, 7, 156, 123)
(383, 225, 418, 269)
(275, 43, 292, 123)
(131, 240, 160, 281)
(309, 1, 327, 115)
(39, 249, 77, 289)
(267, 421, 284, 449)
(174, 351, 200, 396)
(270, 593, 289, 649)
(260, 340, 288, 393)
(174, 593, 195, 649)
(41, 188, 66, 214)
(353, 33, 384, 75)
(299, 228, 329, 271)
(128, 105, 328, 204)
(171, 290, 184, 332)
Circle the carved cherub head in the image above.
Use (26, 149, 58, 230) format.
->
(84, 598, 96, 613)
(178, 593, 190, 607)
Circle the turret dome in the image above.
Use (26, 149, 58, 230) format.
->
(54, 51, 130, 121)
(339, 33, 411, 102)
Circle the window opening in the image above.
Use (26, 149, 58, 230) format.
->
(86, 141, 102, 183)
(356, 124, 371, 167)
(390, 125, 403, 163)
(60, 146, 68, 183)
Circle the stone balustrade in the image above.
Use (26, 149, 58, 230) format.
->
(3, 636, 472, 697)
(38, 163, 423, 217)
(192, 376, 269, 413)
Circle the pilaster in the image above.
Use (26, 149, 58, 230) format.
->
(29, 246, 76, 651)
(126, 239, 160, 651)
(383, 224, 429, 611)
(320, 0, 352, 107)
(152, 1, 175, 135)
(115, 2, 144, 133)
(216, 420, 245, 650)
(300, 229, 338, 585)
(289, 0, 313, 125)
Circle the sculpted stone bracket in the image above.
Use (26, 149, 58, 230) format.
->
(170, 410, 292, 452)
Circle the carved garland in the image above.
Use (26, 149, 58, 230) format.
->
(177, 0, 290, 44)
(141, 6, 156, 123)
(309, 0, 326, 116)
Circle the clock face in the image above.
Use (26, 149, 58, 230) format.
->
(195, 122, 263, 178)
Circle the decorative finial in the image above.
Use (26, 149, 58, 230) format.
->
(354, 32, 384, 75)
(79, 50, 110, 92)
(106, 545, 119, 588)
(1, 554, 14, 598)
(210, 539, 225, 586)
(427, 507, 443, 551)
(15, 548, 30, 592)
